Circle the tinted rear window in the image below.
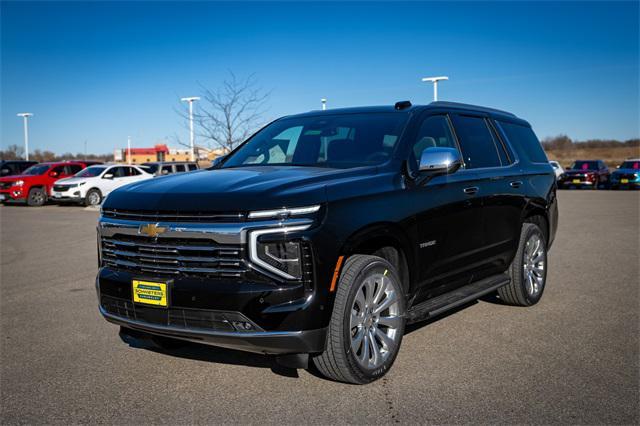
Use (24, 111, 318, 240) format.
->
(498, 121, 548, 163)
(450, 115, 502, 169)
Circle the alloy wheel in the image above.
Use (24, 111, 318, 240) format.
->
(523, 233, 546, 296)
(88, 191, 100, 205)
(349, 271, 402, 370)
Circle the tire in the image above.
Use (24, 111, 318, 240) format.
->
(312, 255, 405, 384)
(84, 188, 102, 206)
(498, 219, 548, 306)
(27, 187, 46, 206)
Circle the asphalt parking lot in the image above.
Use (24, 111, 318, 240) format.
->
(1, 191, 638, 424)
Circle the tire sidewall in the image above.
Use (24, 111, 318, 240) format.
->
(519, 224, 547, 305)
(341, 259, 405, 382)
(85, 189, 102, 206)
(27, 187, 46, 206)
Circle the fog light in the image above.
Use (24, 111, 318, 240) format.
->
(73, 191, 80, 196)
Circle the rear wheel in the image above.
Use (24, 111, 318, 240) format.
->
(27, 187, 46, 206)
(498, 220, 547, 306)
(313, 255, 405, 384)
(84, 188, 102, 206)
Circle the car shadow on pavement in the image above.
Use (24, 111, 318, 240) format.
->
(119, 329, 300, 379)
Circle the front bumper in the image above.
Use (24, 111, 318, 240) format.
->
(0, 188, 27, 201)
(99, 303, 327, 354)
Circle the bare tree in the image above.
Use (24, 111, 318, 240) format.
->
(178, 73, 270, 153)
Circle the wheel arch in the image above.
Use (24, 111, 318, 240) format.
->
(339, 222, 415, 294)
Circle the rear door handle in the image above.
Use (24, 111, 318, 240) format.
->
(509, 180, 523, 188)
(463, 186, 479, 195)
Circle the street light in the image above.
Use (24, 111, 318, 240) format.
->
(321, 98, 327, 111)
(16, 113, 33, 161)
(421, 76, 449, 101)
(181, 97, 200, 161)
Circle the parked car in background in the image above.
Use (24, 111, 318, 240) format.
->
(52, 164, 153, 206)
(0, 161, 94, 206)
(610, 159, 640, 190)
(558, 160, 610, 189)
(141, 161, 199, 176)
(97, 101, 558, 384)
(0, 160, 39, 177)
(548, 160, 564, 180)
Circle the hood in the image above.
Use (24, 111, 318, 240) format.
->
(102, 166, 376, 212)
(613, 168, 639, 174)
(0, 174, 38, 182)
(564, 169, 596, 174)
(55, 176, 92, 185)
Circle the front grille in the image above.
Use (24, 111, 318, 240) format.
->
(101, 234, 247, 278)
(101, 208, 246, 223)
(101, 295, 262, 332)
(53, 185, 70, 192)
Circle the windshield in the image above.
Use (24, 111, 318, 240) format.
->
(222, 113, 409, 169)
(76, 166, 107, 177)
(571, 161, 598, 170)
(619, 161, 639, 170)
(21, 164, 51, 175)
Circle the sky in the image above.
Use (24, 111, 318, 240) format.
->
(1, 1, 639, 155)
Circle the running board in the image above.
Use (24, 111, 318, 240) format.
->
(406, 273, 510, 324)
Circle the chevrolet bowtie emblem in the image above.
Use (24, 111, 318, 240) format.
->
(138, 223, 167, 238)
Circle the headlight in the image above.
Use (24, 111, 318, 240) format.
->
(13, 180, 24, 187)
(249, 224, 311, 280)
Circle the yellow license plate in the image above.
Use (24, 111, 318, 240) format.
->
(572, 179, 581, 184)
(132, 280, 168, 307)
(621, 179, 629, 184)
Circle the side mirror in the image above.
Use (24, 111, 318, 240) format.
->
(49, 171, 59, 178)
(419, 147, 463, 175)
(211, 155, 226, 168)
(103, 173, 114, 179)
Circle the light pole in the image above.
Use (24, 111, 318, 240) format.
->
(16, 113, 33, 160)
(181, 97, 200, 161)
(321, 98, 327, 111)
(421, 76, 449, 101)
(127, 136, 132, 165)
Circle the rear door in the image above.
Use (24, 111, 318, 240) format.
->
(449, 114, 525, 279)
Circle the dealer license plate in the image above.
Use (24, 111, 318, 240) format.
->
(621, 179, 629, 184)
(572, 179, 581, 184)
(132, 280, 168, 307)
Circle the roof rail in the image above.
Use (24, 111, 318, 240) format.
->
(429, 101, 517, 117)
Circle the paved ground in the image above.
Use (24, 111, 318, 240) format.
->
(1, 191, 638, 424)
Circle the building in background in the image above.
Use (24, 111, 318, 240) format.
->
(113, 144, 194, 164)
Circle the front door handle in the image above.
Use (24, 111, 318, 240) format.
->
(463, 186, 479, 195)
(509, 180, 523, 188)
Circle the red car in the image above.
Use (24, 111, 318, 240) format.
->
(558, 159, 610, 189)
(0, 161, 97, 206)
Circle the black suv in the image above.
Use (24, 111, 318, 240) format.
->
(96, 101, 558, 384)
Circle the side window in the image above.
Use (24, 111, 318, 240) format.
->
(112, 167, 126, 178)
(450, 115, 502, 169)
(411, 115, 457, 167)
(67, 164, 83, 175)
(51, 165, 66, 176)
(188, 164, 197, 171)
(497, 121, 548, 164)
(161, 165, 173, 175)
(129, 167, 141, 176)
(175, 164, 186, 173)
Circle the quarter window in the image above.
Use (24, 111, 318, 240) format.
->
(450, 115, 502, 169)
(175, 164, 186, 172)
(497, 121, 548, 164)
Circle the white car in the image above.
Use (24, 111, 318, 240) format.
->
(51, 164, 153, 206)
(549, 160, 565, 180)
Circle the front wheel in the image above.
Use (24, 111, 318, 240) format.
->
(84, 188, 102, 206)
(313, 255, 405, 384)
(27, 187, 46, 206)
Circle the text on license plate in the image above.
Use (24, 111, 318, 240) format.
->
(132, 280, 168, 307)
